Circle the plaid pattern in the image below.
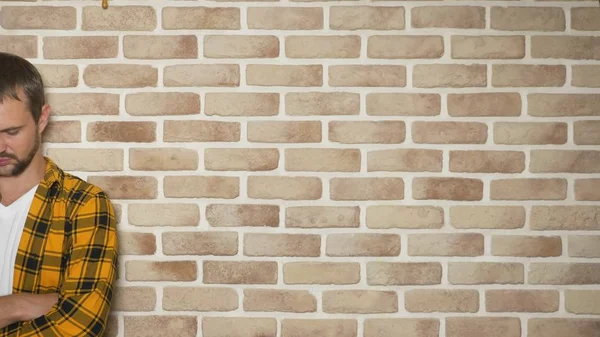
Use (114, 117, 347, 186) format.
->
(1, 157, 118, 337)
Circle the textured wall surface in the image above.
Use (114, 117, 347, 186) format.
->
(1, 1, 600, 336)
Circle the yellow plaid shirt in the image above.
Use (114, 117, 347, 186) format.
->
(1, 157, 118, 337)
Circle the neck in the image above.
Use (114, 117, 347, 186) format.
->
(0, 154, 45, 206)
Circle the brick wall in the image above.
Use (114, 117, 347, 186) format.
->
(1, 1, 600, 336)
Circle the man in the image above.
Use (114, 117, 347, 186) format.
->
(0, 52, 118, 336)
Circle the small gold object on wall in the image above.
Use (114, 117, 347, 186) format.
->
(102, 0, 108, 9)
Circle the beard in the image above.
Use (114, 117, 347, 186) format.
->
(0, 130, 40, 177)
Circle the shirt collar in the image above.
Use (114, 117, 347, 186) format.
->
(42, 156, 63, 190)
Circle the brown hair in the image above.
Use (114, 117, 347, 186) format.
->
(0, 52, 45, 122)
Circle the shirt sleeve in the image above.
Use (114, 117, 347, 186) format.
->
(17, 191, 118, 337)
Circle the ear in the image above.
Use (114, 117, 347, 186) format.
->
(37, 103, 51, 134)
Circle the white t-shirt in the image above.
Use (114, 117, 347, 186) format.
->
(0, 184, 39, 296)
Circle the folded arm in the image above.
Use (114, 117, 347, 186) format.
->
(10, 191, 118, 337)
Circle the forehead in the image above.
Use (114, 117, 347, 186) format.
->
(0, 92, 32, 127)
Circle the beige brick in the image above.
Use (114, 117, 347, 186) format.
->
(83, 6, 156, 31)
(448, 93, 521, 117)
(529, 94, 600, 116)
(367, 93, 441, 116)
(570, 236, 600, 258)
(286, 35, 360, 58)
(162, 7, 240, 30)
(118, 232, 156, 255)
(573, 65, 600, 87)
(412, 6, 485, 29)
(43, 36, 118, 59)
(163, 232, 238, 256)
(126, 261, 197, 281)
(529, 263, 600, 284)
(206, 204, 279, 228)
(406, 290, 479, 313)
(576, 179, 600, 201)
(329, 65, 406, 87)
(364, 319, 439, 337)
(164, 64, 240, 87)
(87, 176, 157, 200)
(248, 176, 322, 200)
(128, 204, 199, 227)
(36, 65, 78, 88)
(329, 120, 405, 143)
(492, 236, 562, 257)
(285, 149, 361, 172)
(124, 35, 197, 59)
(330, 6, 404, 30)
(575, 120, 600, 145)
(530, 150, 600, 173)
(283, 319, 357, 337)
(286, 92, 359, 116)
(87, 122, 156, 142)
(46, 149, 123, 172)
(164, 120, 240, 142)
(490, 178, 567, 200)
(204, 35, 279, 58)
(164, 176, 239, 198)
(450, 206, 525, 229)
(130, 148, 198, 171)
(248, 7, 323, 29)
(450, 151, 524, 173)
(409, 234, 484, 257)
(205, 148, 279, 171)
(205, 93, 278, 116)
(0, 35, 37, 58)
(447, 318, 521, 337)
(413, 122, 487, 144)
(163, 287, 238, 311)
(572, 7, 600, 31)
(105, 316, 118, 337)
(203, 261, 277, 284)
(124, 316, 197, 337)
(368, 149, 442, 173)
(452, 35, 525, 59)
(366, 206, 443, 229)
(565, 290, 600, 314)
(449, 262, 524, 285)
(248, 121, 321, 143)
(330, 178, 404, 201)
(494, 122, 567, 145)
(112, 204, 123, 226)
(48, 94, 119, 116)
(285, 206, 359, 228)
(244, 233, 320, 257)
(43, 121, 81, 143)
(487, 290, 558, 313)
(112, 286, 156, 311)
(84, 64, 157, 88)
(247, 65, 322, 86)
(367, 262, 442, 286)
(0, 6, 75, 30)
(244, 289, 316, 313)
(283, 262, 360, 285)
(413, 64, 487, 88)
(491, 7, 565, 31)
(326, 234, 400, 257)
(203, 318, 276, 337)
(493, 65, 566, 87)
(413, 177, 483, 201)
(531, 206, 600, 230)
(128, 91, 200, 116)
(532, 36, 600, 60)
(323, 290, 398, 314)
(529, 319, 600, 337)
(368, 35, 443, 59)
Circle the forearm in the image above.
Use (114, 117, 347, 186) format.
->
(0, 295, 22, 329)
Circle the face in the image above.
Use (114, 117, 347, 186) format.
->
(0, 92, 49, 177)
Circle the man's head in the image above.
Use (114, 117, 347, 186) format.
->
(0, 52, 50, 177)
